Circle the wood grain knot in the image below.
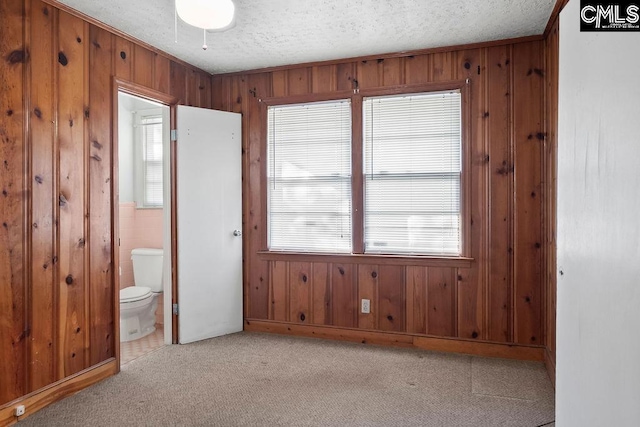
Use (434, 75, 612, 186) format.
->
(65, 275, 73, 285)
(34, 108, 42, 119)
(35, 175, 43, 184)
(76, 37, 82, 43)
(43, 6, 49, 15)
(7, 49, 27, 64)
(464, 62, 471, 69)
(387, 315, 393, 321)
(525, 296, 531, 303)
(6, 109, 13, 116)
(338, 267, 345, 275)
(300, 313, 306, 322)
(59, 194, 68, 206)
(58, 52, 68, 66)
(471, 331, 478, 339)
(371, 271, 377, 278)
(84, 108, 90, 119)
(120, 51, 126, 60)
(302, 275, 307, 283)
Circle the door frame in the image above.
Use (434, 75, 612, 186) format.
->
(111, 78, 179, 372)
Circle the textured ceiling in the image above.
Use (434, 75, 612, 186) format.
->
(57, 0, 555, 74)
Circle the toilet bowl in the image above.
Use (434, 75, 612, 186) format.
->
(120, 248, 163, 342)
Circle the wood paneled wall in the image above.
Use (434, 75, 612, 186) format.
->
(544, 15, 559, 377)
(0, 0, 212, 406)
(213, 38, 551, 353)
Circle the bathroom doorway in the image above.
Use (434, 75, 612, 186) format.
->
(114, 83, 176, 367)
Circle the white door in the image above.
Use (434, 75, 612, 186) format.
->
(176, 106, 243, 344)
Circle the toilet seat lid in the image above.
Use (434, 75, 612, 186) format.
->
(120, 286, 152, 303)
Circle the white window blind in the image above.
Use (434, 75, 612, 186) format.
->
(140, 115, 163, 207)
(363, 90, 462, 255)
(267, 100, 352, 253)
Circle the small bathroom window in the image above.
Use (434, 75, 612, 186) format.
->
(137, 112, 164, 208)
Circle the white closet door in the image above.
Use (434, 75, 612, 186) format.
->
(176, 106, 243, 344)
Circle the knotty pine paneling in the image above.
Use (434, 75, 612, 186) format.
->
(378, 265, 405, 332)
(0, 0, 28, 405)
(331, 263, 357, 328)
(0, 0, 214, 407)
(512, 41, 544, 346)
(357, 264, 378, 330)
(455, 48, 486, 340)
(29, 1, 56, 391)
(288, 262, 311, 324)
(311, 263, 331, 325)
(405, 266, 427, 334)
(88, 24, 114, 366)
(57, 8, 89, 377)
(486, 44, 513, 342)
(216, 37, 551, 352)
(544, 17, 559, 371)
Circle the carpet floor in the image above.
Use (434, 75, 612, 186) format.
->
(19, 332, 555, 426)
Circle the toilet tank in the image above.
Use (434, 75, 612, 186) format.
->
(131, 248, 164, 292)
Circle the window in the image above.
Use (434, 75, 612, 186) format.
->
(267, 100, 352, 253)
(363, 91, 462, 255)
(136, 112, 163, 208)
(265, 86, 465, 257)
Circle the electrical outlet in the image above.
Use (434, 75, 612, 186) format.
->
(15, 405, 25, 417)
(361, 299, 371, 314)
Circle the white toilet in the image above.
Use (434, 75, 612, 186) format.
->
(120, 248, 164, 342)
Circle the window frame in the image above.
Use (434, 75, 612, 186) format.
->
(265, 97, 354, 253)
(260, 81, 471, 261)
(134, 107, 164, 209)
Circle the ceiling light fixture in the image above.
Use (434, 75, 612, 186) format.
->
(174, 0, 235, 50)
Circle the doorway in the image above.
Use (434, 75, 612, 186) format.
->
(112, 79, 244, 368)
(114, 83, 176, 367)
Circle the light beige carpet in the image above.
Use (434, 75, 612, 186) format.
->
(19, 332, 555, 426)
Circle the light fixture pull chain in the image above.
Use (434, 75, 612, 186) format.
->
(203, 29, 208, 50)
(174, 1, 178, 43)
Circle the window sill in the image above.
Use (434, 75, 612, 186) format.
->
(257, 251, 473, 268)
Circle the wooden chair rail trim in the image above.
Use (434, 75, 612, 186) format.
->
(244, 319, 545, 361)
(0, 359, 117, 426)
(256, 251, 474, 268)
